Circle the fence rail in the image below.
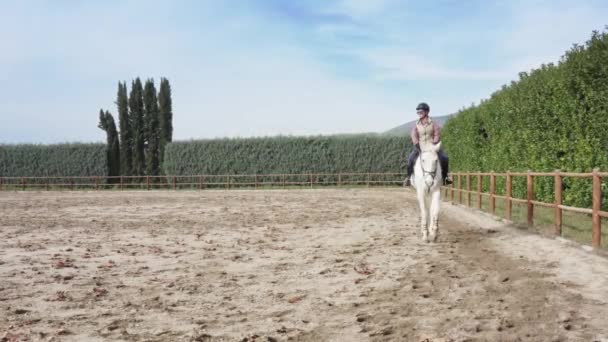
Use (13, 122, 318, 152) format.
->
(0, 172, 406, 192)
(443, 169, 604, 249)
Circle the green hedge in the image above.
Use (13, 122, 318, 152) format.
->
(0, 143, 106, 177)
(442, 29, 608, 208)
(163, 134, 411, 176)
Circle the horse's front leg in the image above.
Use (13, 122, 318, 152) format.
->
(428, 189, 441, 242)
(417, 190, 429, 242)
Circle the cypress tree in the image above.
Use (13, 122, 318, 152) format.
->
(158, 77, 173, 168)
(129, 78, 145, 176)
(107, 110, 121, 179)
(97, 109, 121, 182)
(144, 79, 160, 176)
(117, 82, 132, 175)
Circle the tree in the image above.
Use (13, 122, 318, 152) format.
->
(144, 79, 160, 176)
(117, 81, 132, 175)
(129, 78, 145, 176)
(158, 77, 173, 168)
(97, 109, 121, 181)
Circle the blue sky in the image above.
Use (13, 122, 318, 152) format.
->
(1, 0, 607, 143)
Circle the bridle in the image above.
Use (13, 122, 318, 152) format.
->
(418, 154, 438, 191)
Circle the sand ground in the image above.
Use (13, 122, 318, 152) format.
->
(1, 189, 607, 341)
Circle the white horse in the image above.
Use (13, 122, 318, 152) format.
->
(411, 142, 443, 243)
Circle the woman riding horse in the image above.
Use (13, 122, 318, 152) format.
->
(404, 102, 452, 186)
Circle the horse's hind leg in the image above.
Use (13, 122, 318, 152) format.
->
(417, 190, 429, 242)
(428, 189, 441, 242)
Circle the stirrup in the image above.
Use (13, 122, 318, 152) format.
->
(404, 177, 412, 187)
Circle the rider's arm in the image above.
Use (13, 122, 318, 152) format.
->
(411, 126, 419, 145)
(432, 121, 441, 144)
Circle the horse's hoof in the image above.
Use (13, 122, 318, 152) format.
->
(429, 234, 438, 242)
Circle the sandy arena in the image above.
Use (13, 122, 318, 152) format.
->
(1, 189, 607, 341)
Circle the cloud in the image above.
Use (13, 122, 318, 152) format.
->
(323, 1, 606, 89)
(497, 1, 608, 70)
(353, 48, 511, 81)
(171, 44, 411, 139)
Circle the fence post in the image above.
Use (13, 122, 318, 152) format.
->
(367, 173, 370, 188)
(527, 170, 534, 227)
(446, 179, 450, 198)
(0, 177, 2, 191)
(21, 177, 25, 191)
(506, 171, 512, 221)
(147, 176, 150, 190)
(477, 173, 482, 209)
(554, 170, 562, 236)
(458, 173, 463, 204)
(71, 179, 74, 191)
(450, 173, 455, 204)
(173, 176, 177, 190)
(255, 175, 258, 189)
(95, 176, 99, 190)
(592, 168, 602, 249)
(46, 177, 50, 191)
(467, 174, 471, 207)
(282, 174, 286, 189)
(338, 173, 341, 187)
(120, 176, 123, 191)
(490, 171, 496, 215)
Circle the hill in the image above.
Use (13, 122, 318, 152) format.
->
(384, 114, 455, 136)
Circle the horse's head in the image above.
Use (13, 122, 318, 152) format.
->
(419, 142, 441, 186)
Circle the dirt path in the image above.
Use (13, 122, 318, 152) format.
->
(0, 189, 607, 341)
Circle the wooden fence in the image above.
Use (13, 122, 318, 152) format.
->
(0, 172, 406, 192)
(444, 169, 606, 249)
